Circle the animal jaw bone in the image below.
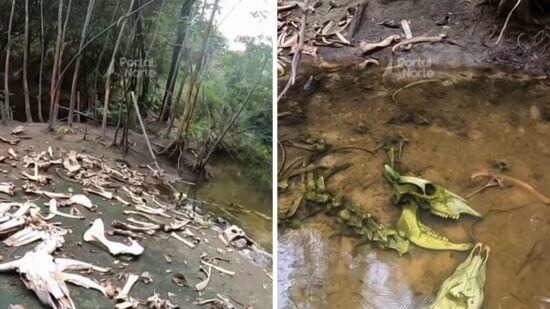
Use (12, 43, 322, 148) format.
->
(84, 219, 144, 256)
(397, 202, 473, 251)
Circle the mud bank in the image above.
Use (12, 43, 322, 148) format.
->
(0, 123, 272, 309)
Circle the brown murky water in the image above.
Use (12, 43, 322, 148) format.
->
(278, 67, 550, 309)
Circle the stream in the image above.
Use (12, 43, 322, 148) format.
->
(278, 67, 550, 308)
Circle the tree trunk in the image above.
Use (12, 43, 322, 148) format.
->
(175, 0, 220, 141)
(195, 57, 268, 170)
(157, 0, 197, 122)
(144, 0, 165, 60)
(2, 0, 16, 124)
(92, 1, 121, 114)
(37, 0, 45, 122)
(51, 0, 73, 125)
(48, 0, 65, 127)
(165, 68, 188, 138)
(68, 0, 96, 127)
(23, 0, 32, 123)
(101, 0, 136, 138)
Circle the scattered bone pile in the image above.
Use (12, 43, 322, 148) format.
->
(0, 127, 264, 309)
(277, 1, 360, 75)
(277, 0, 448, 74)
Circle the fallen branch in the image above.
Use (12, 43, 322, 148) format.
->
(471, 171, 550, 204)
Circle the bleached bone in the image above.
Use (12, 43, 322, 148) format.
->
(55, 258, 111, 273)
(84, 219, 144, 256)
(22, 165, 51, 184)
(115, 195, 131, 206)
(115, 273, 140, 301)
(122, 186, 146, 204)
(127, 217, 160, 229)
(0, 233, 111, 309)
(41, 199, 85, 220)
(62, 272, 107, 296)
(223, 225, 246, 243)
(8, 147, 17, 160)
(67, 194, 96, 212)
(170, 232, 195, 249)
(0, 202, 23, 216)
(24, 186, 71, 199)
(84, 187, 113, 200)
(195, 265, 212, 291)
(135, 204, 170, 218)
(3, 227, 45, 247)
(0, 217, 26, 231)
(62, 151, 81, 175)
(48, 146, 53, 158)
(111, 220, 156, 234)
(123, 210, 164, 224)
(0, 182, 16, 196)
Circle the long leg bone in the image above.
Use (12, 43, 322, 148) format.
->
(55, 258, 111, 273)
(62, 272, 107, 296)
(115, 273, 140, 301)
(84, 219, 144, 256)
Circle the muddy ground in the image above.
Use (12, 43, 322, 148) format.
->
(0, 123, 272, 309)
(280, 0, 550, 75)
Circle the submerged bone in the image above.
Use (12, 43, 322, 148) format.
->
(428, 243, 490, 309)
(84, 219, 144, 256)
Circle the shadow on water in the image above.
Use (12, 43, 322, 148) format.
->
(278, 66, 550, 309)
(186, 156, 272, 250)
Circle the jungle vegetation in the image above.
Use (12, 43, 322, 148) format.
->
(0, 0, 272, 185)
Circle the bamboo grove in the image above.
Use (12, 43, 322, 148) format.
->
(0, 0, 272, 183)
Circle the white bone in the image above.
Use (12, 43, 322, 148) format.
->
(68, 194, 96, 211)
(84, 219, 143, 256)
(115, 274, 139, 301)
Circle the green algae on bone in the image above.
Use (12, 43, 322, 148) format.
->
(384, 164, 482, 219)
(428, 243, 490, 309)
